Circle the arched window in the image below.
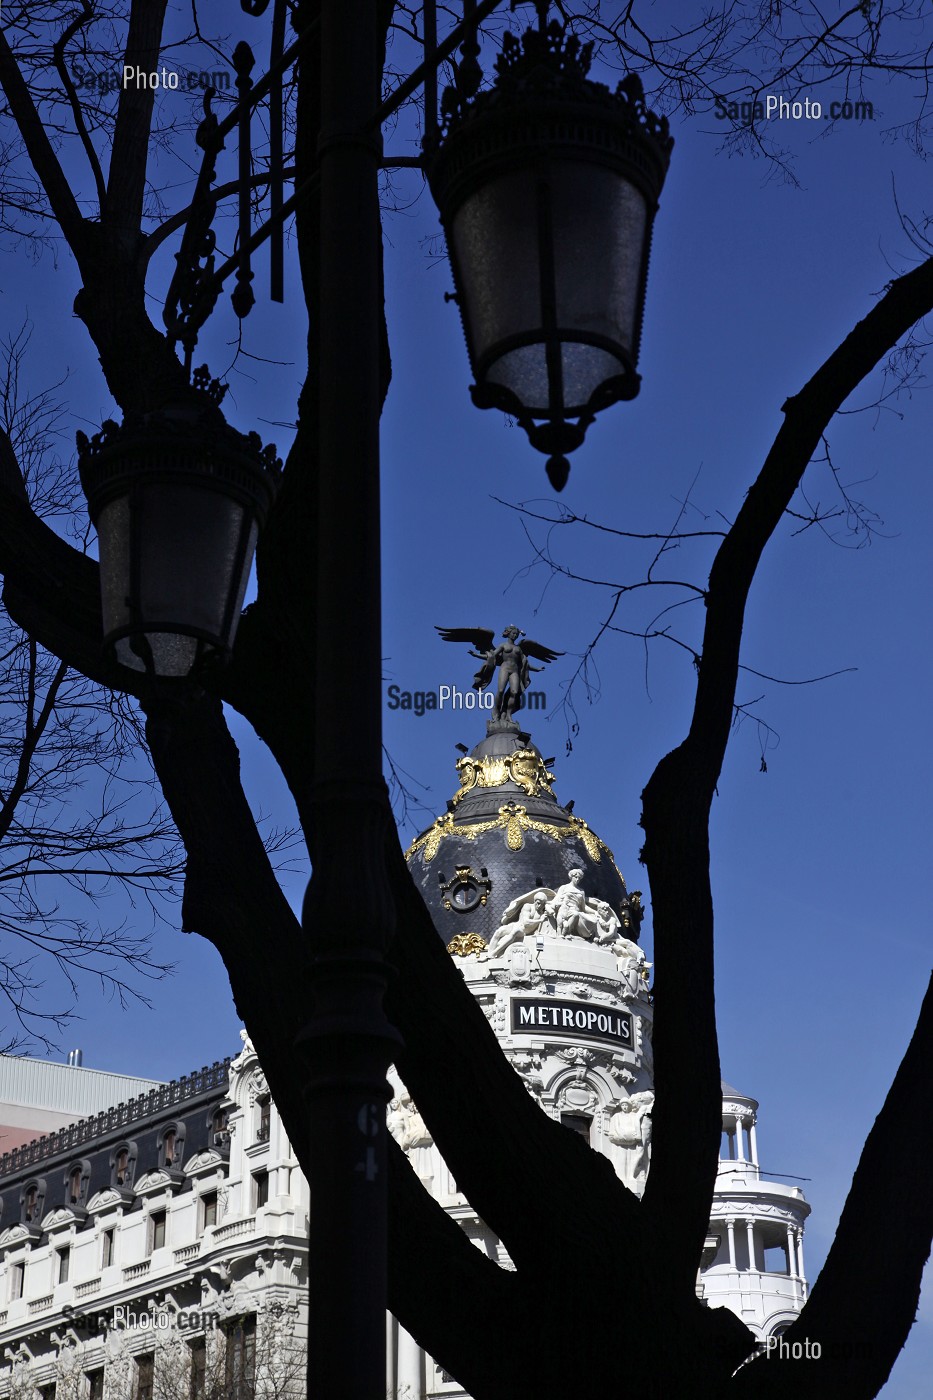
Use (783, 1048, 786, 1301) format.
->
(110, 1141, 138, 1189)
(210, 1103, 230, 1137)
(159, 1121, 186, 1169)
(20, 1178, 46, 1224)
(64, 1160, 91, 1207)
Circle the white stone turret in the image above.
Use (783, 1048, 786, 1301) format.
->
(701, 1082, 810, 1340)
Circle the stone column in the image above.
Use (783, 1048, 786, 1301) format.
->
(749, 1120, 758, 1165)
(726, 1218, 737, 1269)
(786, 1224, 797, 1277)
(796, 1229, 806, 1287)
(386, 1315, 396, 1398)
(746, 1220, 758, 1271)
(397, 1324, 425, 1400)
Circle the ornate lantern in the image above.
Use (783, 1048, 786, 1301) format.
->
(78, 377, 280, 678)
(427, 17, 673, 490)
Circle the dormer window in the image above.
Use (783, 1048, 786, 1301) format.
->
(65, 1161, 91, 1206)
(159, 1122, 186, 1170)
(211, 1104, 231, 1147)
(111, 1142, 138, 1189)
(21, 1178, 46, 1225)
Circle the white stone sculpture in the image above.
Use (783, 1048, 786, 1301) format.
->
(613, 935, 651, 997)
(480, 888, 554, 959)
(387, 1092, 434, 1186)
(550, 868, 589, 938)
(592, 900, 623, 945)
(608, 1090, 654, 1191)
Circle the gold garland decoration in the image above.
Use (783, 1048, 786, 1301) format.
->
(405, 802, 626, 885)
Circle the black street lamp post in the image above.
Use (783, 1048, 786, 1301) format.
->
(78, 4, 672, 1395)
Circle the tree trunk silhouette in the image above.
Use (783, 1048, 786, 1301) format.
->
(0, 4, 931, 1396)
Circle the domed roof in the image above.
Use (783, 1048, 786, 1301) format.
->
(405, 717, 639, 950)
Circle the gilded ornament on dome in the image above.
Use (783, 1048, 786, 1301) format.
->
(450, 749, 556, 805)
(447, 933, 488, 957)
(406, 801, 625, 875)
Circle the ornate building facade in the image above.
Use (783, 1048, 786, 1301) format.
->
(0, 706, 809, 1400)
(0, 1036, 306, 1400)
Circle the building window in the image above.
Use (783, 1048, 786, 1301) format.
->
(256, 1096, 271, 1144)
(252, 1171, 269, 1210)
(64, 1160, 91, 1207)
(86, 1371, 105, 1400)
(149, 1210, 167, 1253)
(210, 1104, 231, 1147)
(37, 1385, 56, 1400)
(225, 1317, 256, 1400)
(101, 1228, 115, 1269)
(9, 1260, 24, 1301)
(160, 1122, 186, 1169)
(560, 1112, 592, 1144)
(57, 1248, 70, 1284)
(189, 1338, 207, 1400)
(137, 1354, 154, 1400)
(21, 1178, 46, 1224)
(111, 1142, 138, 1189)
(202, 1192, 218, 1229)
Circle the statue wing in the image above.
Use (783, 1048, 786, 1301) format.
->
(436, 626, 496, 652)
(521, 638, 564, 665)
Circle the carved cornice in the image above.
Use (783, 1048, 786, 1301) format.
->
(86, 1187, 132, 1212)
(184, 1149, 229, 1180)
(134, 1168, 184, 1197)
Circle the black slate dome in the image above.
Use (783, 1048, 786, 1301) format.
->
(405, 718, 638, 951)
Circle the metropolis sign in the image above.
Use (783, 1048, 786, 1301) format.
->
(511, 998, 633, 1047)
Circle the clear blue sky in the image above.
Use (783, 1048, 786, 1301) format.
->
(1, 5, 930, 1393)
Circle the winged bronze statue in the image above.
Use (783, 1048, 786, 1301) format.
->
(436, 625, 563, 720)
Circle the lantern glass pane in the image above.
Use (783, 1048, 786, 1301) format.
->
(486, 342, 626, 418)
(115, 632, 201, 676)
(95, 482, 257, 676)
(451, 169, 541, 368)
(137, 482, 246, 638)
(550, 162, 648, 357)
(452, 161, 648, 417)
(97, 496, 132, 641)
